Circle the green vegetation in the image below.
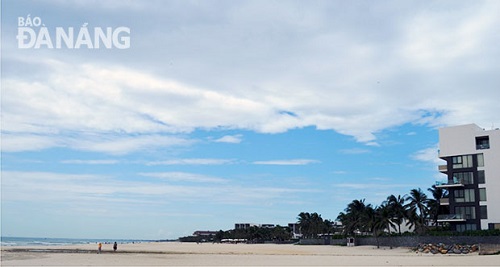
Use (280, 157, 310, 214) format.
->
(336, 185, 449, 237)
(180, 225, 294, 243)
(290, 184, 498, 240)
(297, 212, 340, 238)
(217, 225, 293, 243)
(180, 184, 499, 243)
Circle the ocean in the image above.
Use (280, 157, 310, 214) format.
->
(0, 236, 150, 247)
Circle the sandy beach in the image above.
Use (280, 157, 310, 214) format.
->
(1, 242, 499, 266)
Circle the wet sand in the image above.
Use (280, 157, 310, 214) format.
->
(2, 242, 499, 266)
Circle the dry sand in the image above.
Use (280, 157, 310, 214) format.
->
(1, 242, 499, 266)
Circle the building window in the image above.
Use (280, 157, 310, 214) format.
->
(480, 206, 488, 219)
(454, 189, 475, 202)
(456, 224, 477, 232)
(489, 223, 500, 230)
(454, 190, 464, 202)
(465, 189, 475, 202)
(477, 170, 485, 184)
(455, 206, 476, 219)
(452, 155, 473, 169)
(479, 188, 487, 201)
(476, 136, 490, 149)
(477, 153, 484, 167)
(452, 172, 474, 184)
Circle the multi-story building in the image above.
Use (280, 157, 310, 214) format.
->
(437, 124, 500, 231)
(234, 223, 261, 230)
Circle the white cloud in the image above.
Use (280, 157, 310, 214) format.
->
(70, 135, 194, 155)
(139, 172, 229, 183)
(399, 2, 498, 70)
(214, 135, 243, 144)
(60, 159, 119, 165)
(47, 0, 148, 10)
(147, 158, 235, 166)
(336, 183, 415, 190)
(1, 132, 193, 155)
(0, 134, 60, 152)
(253, 159, 320, 165)
(1, 60, 285, 153)
(2, 171, 314, 212)
(338, 148, 371, 155)
(412, 145, 442, 165)
(2, 1, 500, 154)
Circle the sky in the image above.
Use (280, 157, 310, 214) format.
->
(1, 0, 499, 240)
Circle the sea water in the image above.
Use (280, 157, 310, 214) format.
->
(0, 236, 148, 247)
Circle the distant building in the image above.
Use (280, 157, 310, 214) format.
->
(234, 223, 259, 230)
(437, 124, 500, 231)
(234, 223, 275, 230)
(288, 223, 302, 238)
(192, 230, 218, 237)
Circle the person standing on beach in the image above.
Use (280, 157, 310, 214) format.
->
(113, 242, 117, 252)
(98, 242, 102, 254)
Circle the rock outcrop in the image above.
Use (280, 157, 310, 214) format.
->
(415, 243, 479, 254)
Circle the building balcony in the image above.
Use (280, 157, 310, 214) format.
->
(435, 179, 464, 188)
(437, 214, 466, 222)
(438, 165, 447, 173)
(439, 198, 449, 205)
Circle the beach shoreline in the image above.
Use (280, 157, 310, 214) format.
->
(2, 242, 499, 266)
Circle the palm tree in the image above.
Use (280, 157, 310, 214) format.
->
(323, 219, 335, 235)
(337, 199, 373, 236)
(316, 213, 327, 237)
(272, 225, 291, 242)
(405, 188, 429, 234)
(215, 230, 225, 242)
(297, 212, 325, 238)
(427, 185, 448, 229)
(404, 208, 423, 234)
(376, 203, 397, 235)
(373, 204, 395, 248)
(337, 200, 361, 236)
(310, 212, 324, 238)
(336, 211, 351, 235)
(385, 194, 407, 234)
(362, 204, 376, 235)
(297, 212, 312, 238)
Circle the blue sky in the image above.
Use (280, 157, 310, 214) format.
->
(1, 0, 499, 240)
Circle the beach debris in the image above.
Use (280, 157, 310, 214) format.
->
(415, 243, 479, 254)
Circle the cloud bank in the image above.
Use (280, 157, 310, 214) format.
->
(2, 1, 499, 154)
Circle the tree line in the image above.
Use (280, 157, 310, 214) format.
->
(215, 225, 292, 242)
(297, 185, 449, 239)
(179, 183, 499, 243)
(179, 225, 293, 243)
(180, 184, 451, 243)
(337, 185, 448, 236)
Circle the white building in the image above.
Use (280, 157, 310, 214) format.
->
(437, 124, 500, 231)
